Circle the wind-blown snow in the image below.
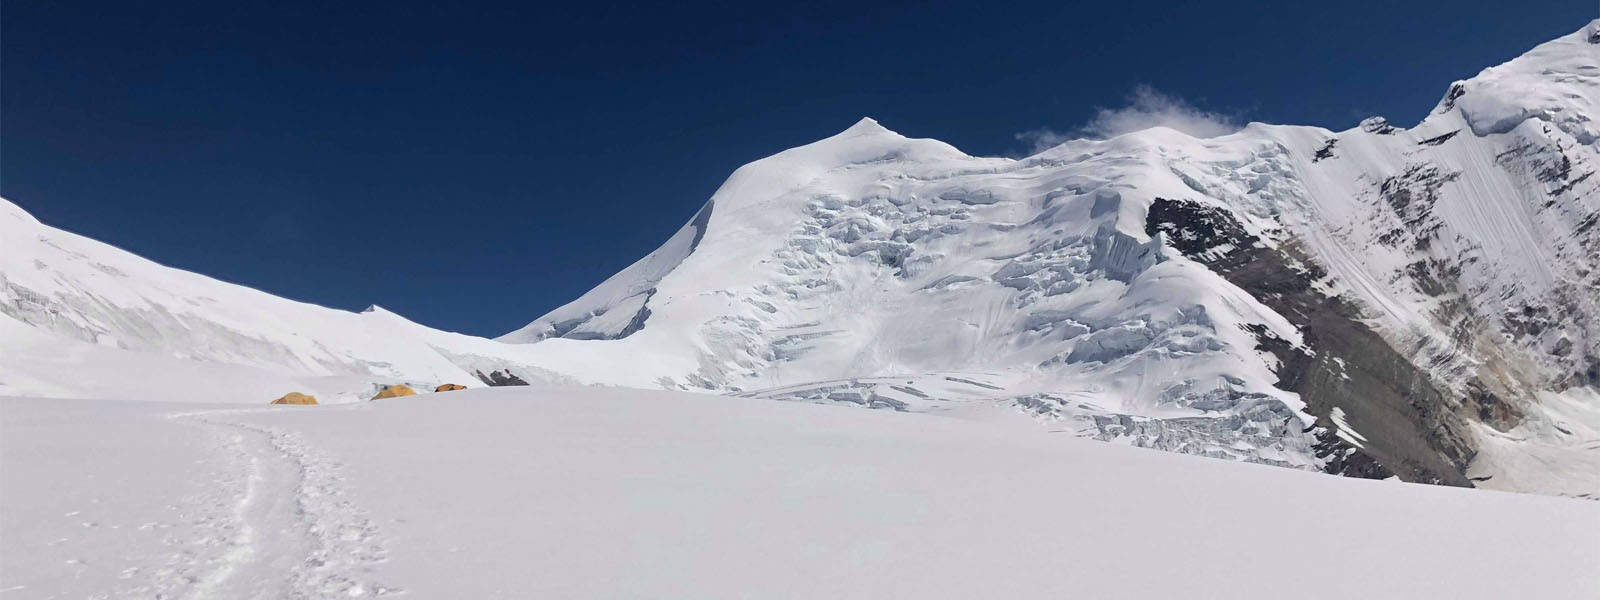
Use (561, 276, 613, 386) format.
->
(1017, 84, 1242, 151)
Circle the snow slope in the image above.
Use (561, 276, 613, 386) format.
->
(0, 196, 577, 403)
(496, 22, 1600, 495)
(3, 387, 1596, 599)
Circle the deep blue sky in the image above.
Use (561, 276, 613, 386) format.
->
(4, 2, 1592, 337)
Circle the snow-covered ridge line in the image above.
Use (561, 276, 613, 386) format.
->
(0, 195, 577, 403)
(498, 198, 716, 343)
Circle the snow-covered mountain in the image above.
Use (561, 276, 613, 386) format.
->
(4, 21, 1597, 496)
(0, 196, 580, 403)
(497, 21, 1600, 495)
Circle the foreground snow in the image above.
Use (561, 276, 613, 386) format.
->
(3, 388, 1595, 599)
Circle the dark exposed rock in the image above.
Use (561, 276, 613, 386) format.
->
(1418, 130, 1461, 147)
(1148, 198, 1476, 486)
(1552, 171, 1593, 196)
(1311, 427, 1394, 480)
(1465, 379, 1523, 432)
(1503, 304, 1552, 338)
(1439, 82, 1466, 112)
(1379, 163, 1461, 251)
(1312, 138, 1338, 162)
(1496, 138, 1589, 195)
(1147, 198, 1260, 258)
(1537, 151, 1572, 184)
(945, 375, 1005, 390)
(1404, 259, 1462, 297)
(475, 369, 530, 387)
(1577, 211, 1599, 234)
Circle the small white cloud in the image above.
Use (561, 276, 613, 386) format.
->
(1016, 85, 1241, 153)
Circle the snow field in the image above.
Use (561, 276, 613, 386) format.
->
(4, 388, 1596, 599)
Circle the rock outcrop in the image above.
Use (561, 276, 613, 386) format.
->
(475, 369, 530, 387)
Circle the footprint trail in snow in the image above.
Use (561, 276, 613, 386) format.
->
(134, 409, 400, 599)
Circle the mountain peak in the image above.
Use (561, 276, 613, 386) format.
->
(1433, 19, 1600, 142)
(841, 116, 892, 136)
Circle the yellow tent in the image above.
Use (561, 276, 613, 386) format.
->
(371, 384, 418, 400)
(435, 383, 467, 392)
(271, 392, 318, 405)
